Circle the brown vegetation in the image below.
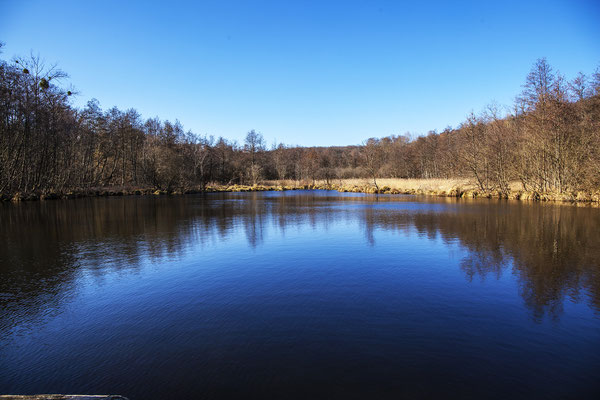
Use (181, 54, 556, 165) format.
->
(1, 43, 599, 202)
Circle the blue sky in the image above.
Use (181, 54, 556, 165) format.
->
(1, 0, 599, 146)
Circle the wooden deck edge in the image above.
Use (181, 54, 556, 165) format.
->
(0, 396, 128, 400)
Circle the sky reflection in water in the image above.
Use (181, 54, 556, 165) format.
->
(1, 191, 599, 399)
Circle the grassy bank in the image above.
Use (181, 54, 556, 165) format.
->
(265, 178, 600, 203)
(3, 178, 600, 204)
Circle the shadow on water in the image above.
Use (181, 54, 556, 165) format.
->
(1, 191, 600, 399)
(1, 191, 599, 329)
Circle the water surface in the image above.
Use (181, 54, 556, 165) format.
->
(1, 191, 599, 399)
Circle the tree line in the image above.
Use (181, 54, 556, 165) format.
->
(1, 42, 599, 197)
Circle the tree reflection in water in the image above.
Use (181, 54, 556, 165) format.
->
(1, 192, 599, 330)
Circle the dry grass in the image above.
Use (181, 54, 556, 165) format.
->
(259, 178, 599, 203)
(263, 178, 474, 192)
(6, 179, 598, 204)
(332, 178, 473, 192)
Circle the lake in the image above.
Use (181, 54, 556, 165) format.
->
(1, 191, 599, 399)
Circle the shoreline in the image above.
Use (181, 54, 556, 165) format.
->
(2, 179, 600, 204)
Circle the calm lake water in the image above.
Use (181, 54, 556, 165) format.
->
(1, 191, 599, 399)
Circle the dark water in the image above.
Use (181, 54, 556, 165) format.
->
(1, 191, 599, 399)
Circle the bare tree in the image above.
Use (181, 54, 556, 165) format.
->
(362, 138, 386, 190)
(244, 130, 265, 185)
(1, 47, 599, 199)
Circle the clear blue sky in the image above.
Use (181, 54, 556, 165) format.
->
(1, 0, 599, 146)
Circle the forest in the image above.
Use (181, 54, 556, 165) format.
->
(1, 42, 599, 199)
